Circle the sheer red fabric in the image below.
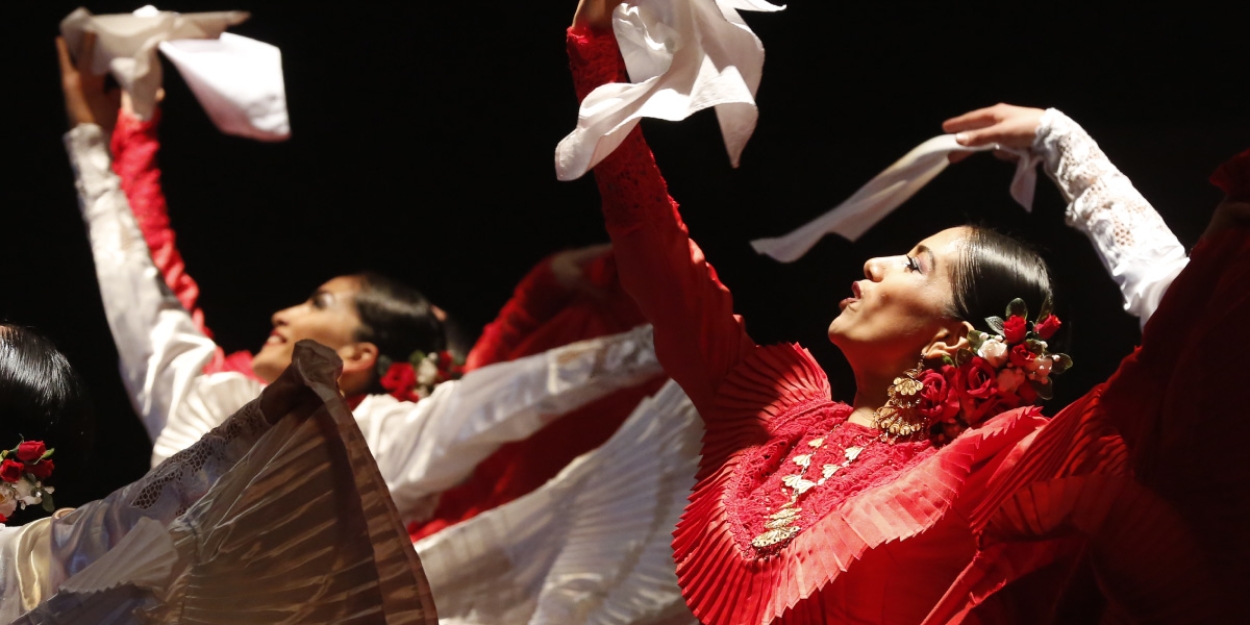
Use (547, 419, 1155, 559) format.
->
(110, 110, 260, 381)
(573, 24, 1250, 624)
(407, 248, 662, 541)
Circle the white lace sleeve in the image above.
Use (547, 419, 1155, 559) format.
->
(1033, 109, 1189, 326)
(44, 399, 269, 588)
(64, 124, 219, 441)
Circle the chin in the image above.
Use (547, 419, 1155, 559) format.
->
(827, 315, 849, 344)
(250, 349, 289, 384)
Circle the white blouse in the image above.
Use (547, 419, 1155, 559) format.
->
(65, 123, 664, 522)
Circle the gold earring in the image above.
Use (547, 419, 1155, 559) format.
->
(871, 359, 929, 441)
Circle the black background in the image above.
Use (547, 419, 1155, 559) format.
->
(4, 1, 1248, 507)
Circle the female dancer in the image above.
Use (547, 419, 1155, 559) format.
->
(0, 327, 437, 623)
(569, 1, 1249, 622)
(58, 33, 662, 527)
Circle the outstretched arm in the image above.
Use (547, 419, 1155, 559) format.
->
(946, 104, 1190, 326)
(59, 35, 219, 441)
(356, 325, 663, 520)
(569, 3, 756, 414)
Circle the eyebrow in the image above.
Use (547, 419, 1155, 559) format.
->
(917, 245, 937, 273)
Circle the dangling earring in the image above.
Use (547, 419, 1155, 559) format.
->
(872, 359, 929, 441)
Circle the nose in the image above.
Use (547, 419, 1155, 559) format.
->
(863, 257, 885, 281)
(271, 304, 297, 327)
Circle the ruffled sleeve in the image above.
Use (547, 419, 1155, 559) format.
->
(110, 109, 210, 336)
(570, 26, 756, 416)
(464, 252, 646, 371)
(108, 109, 258, 380)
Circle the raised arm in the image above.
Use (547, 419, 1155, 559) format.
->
(59, 36, 219, 441)
(355, 325, 663, 521)
(568, 19, 755, 414)
(946, 104, 1189, 326)
(109, 106, 212, 336)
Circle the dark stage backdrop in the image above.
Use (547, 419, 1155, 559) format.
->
(4, 1, 1248, 507)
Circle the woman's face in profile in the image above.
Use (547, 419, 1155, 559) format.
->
(828, 227, 966, 374)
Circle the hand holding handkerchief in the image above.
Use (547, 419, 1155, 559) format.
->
(556, 0, 784, 181)
(60, 5, 289, 141)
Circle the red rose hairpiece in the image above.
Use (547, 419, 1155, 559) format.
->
(377, 350, 466, 403)
(0, 439, 56, 523)
(874, 297, 1072, 445)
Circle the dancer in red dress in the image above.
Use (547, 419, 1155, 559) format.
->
(569, 2, 1250, 622)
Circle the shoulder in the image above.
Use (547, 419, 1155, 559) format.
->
(712, 343, 836, 425)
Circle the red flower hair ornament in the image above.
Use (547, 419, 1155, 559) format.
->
(874, 298, 1072, 445)
(0, 439, 56, 523)
(377, 350, 466, 403)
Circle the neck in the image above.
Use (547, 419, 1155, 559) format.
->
(848, 368, 895, 428)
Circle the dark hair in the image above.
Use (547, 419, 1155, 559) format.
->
(350, 272, 448, 394)
(0, 325, 95, 519)
(951, 226, 1055, 332)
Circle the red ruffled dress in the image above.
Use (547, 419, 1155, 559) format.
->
(409, 252, 665, 540)
(571, 25, 1250, 625)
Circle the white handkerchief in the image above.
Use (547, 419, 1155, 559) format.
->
(750, 136, 1041, 262)
(159, 34, 289, 141)
(555, 0, 784, 181)
(60, 6, 290, 141)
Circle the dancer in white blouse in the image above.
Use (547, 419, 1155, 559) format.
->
(57, 33, 661, 526)
(0, 330, 438, 624)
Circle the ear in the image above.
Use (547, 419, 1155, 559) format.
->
(337, 341, 379, 377)
(922, 320, 975, 362)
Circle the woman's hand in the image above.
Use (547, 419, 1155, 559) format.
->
(55, 32, 120, 133)
(943, 103, 1045, 151)
(942, 103, 1045, 164)
(572, 0, 626, 32)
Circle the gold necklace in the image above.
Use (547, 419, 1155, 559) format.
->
(751, 430, 867, 550)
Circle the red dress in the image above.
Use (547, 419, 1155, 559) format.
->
(409, 251, 665, 540)
(571, 25, 1249, 625)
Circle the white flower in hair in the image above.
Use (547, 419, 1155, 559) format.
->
(416, 357, 440, 388)
(978, 335, 1008, 368)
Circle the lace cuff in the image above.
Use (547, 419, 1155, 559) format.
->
(1033, 109, 1189, 323)
(47, 399, 269, 586)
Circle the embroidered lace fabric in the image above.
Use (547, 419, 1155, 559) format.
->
(727, 411, 935, 556)
(1033, 109, 1189, 322)
(129, 400, 266, 514)
(25, 343, 440, 624)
